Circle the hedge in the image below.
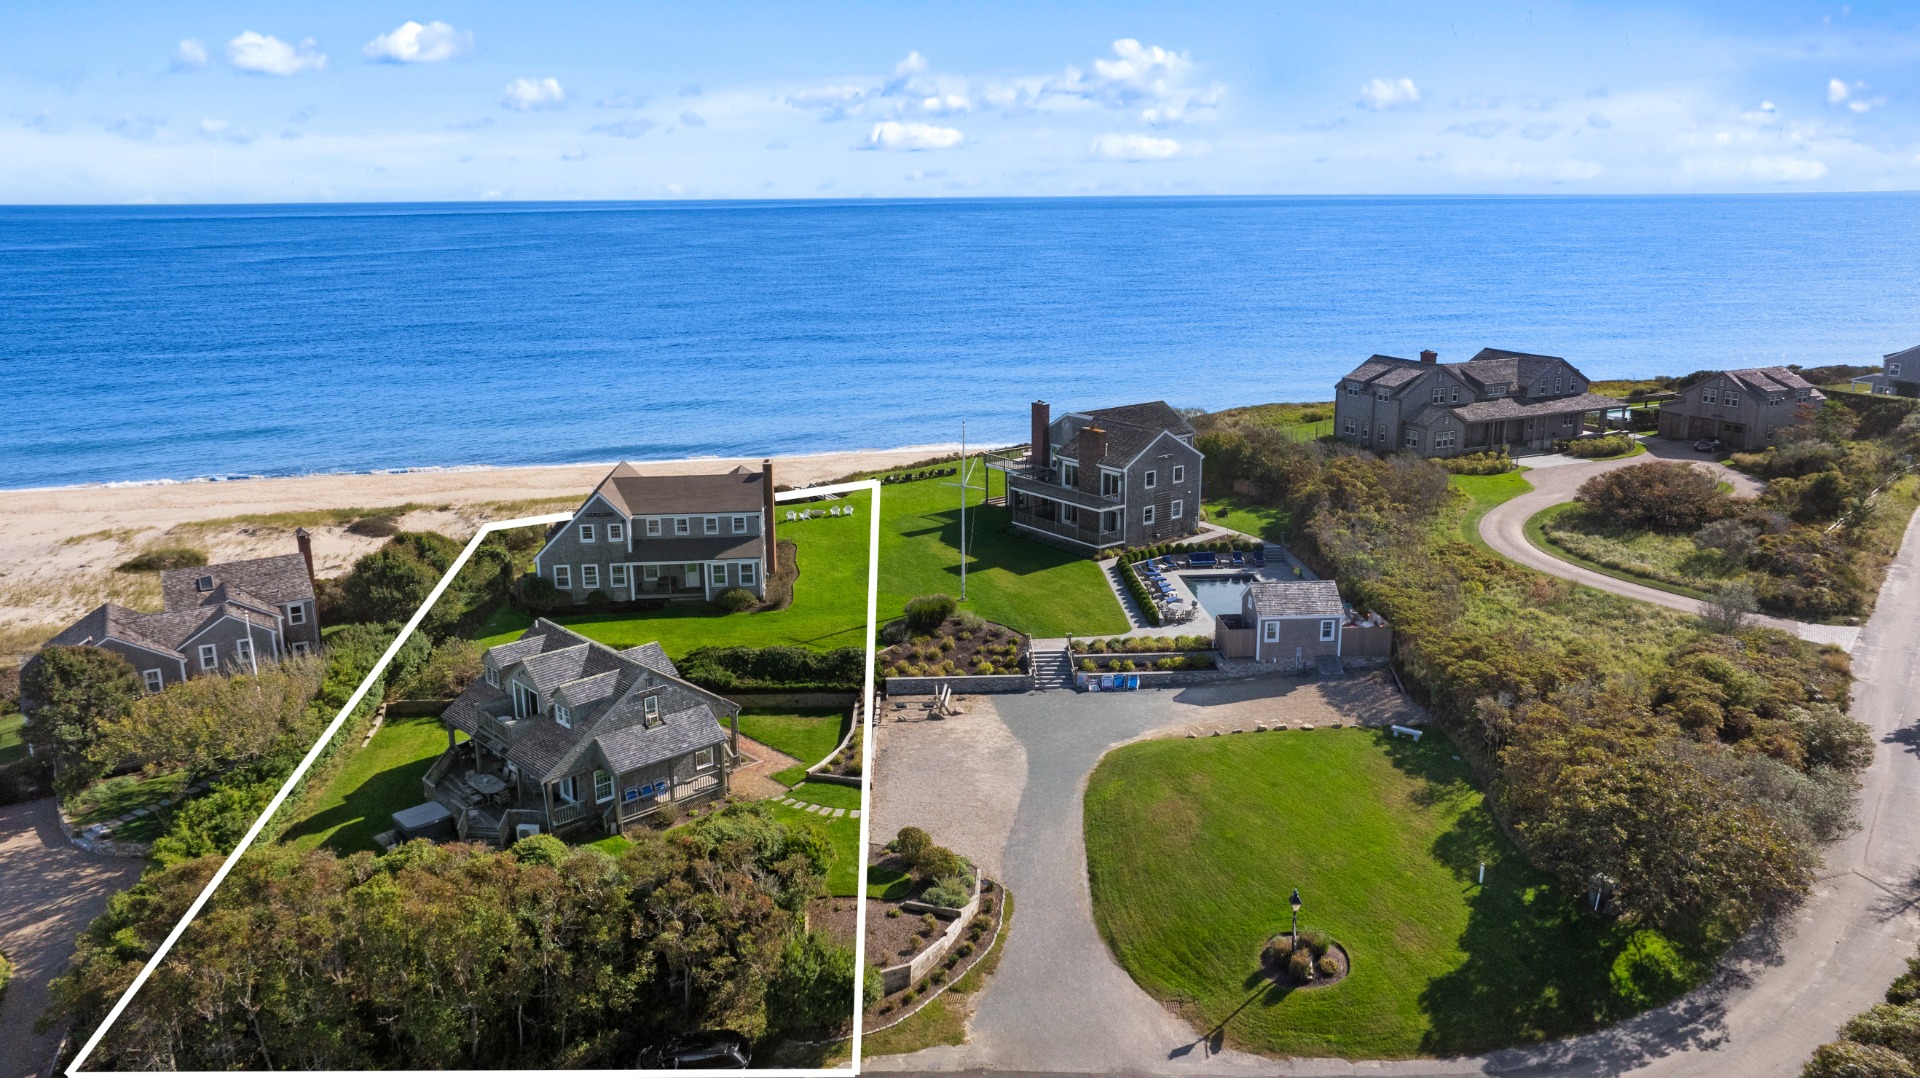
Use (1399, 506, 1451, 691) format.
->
(678, 645, 867, 692)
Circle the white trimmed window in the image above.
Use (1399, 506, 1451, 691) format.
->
(1375, 390, 1391, 401)
(1562, 414, 1577, 428)
(710, 563, 728, 586)
(1725, 391, 1739, 407)
(1891, 362, 1903, 377)
(1431, 386, 1445, 405)
(731, 515, 747, 533)
(1172, 464, 1184, 484)
(695, 748, 715, 770)
(1450, 385, 1461, 403)
(1171, 500, 1184, 520)
(1346, 383, 1359, 396)
(1320, 619, 1337, 641)
(554, 702, 571, 728)
(1144, 469, 1157, 489)
(647, 518, 662, 536)
(610, 564, 629, 588)
(1100, 470, 1123, 497)
(594, 769, 614, 803)
(1344, 417, 1357, 435)
(1488, 383, 1507, 396)
(580, 564, 600, 589)
(234, 638, 253, 664)
(1435, 429, 1457, 449)
(1405, 430, 1421, 449)
(738, 562, 757, 586)
(674, 517, 690, 535)
(703, 516, 719, 534)
(1703, 387, 1717, 404)
(1142, 505, 1155, 525)
(645, 694, 660, 719)
(1554, 376, 1564, 393)
(579, 523, 596, 543)
(1101, 510, 1119, 532)
(1262, 620, 1280, 643)
(1796, 388, 1811, 401)
(643, 564, 660, 581)
(1571, 380, 1583, 393)
(552, 564, 572, 589)
(199, 643, 218, 670)
(485, 664, 499, 687)
(608, 522, 625, 542)
(1376, 427, 1386, 442)
(143, 668, 164, 693)
(287, 602, 306, 625)
(557, 776, 578, 803)
(290, 641, 310, 656)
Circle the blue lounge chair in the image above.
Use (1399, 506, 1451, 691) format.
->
(1231, 550, 1246, 567)
(1252, 548, 1267, 566)
(1190, 551, 1218, 568)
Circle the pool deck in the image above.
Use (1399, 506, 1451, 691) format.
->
(1089, 525, 1319, 640)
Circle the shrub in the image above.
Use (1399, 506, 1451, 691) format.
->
(713, 587, 756, 613)
(920, 913, 939, 936)
(1317, 954, 1339, 977)
(1288, 950, 1315, 984)
(922, 876, 971, 908)
(954, 611, 985, 634)
(1440, 449, 1515, 475)
(678, 644, 865, 691)
(892, 826, 933, 864)
(1562, 434, 1633, 459)
(346, 513, 402, 537)
(1298, 928, 1331, 957)
(116, 545, 208, 572)
(956, 941, 974, 958)
(0, 948, 9, 1004)
(1694, 518, 1759, 563)
(1801, 1041, 1916, 1078)
(20, 645, 142, 796)
(1575, 462, 1727, 531)
(1608, 930, 1694, 1009)
(1890, 958, 1920, 1006)
(1843, 1004, 1920, 1062)
(510, 833, 569, 866)
(903, 594, 957, 633)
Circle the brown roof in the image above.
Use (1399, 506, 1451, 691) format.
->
(1711, 366, 1823, 397)
(1245, 580, 1344, 617)
(590, 462, 768, 516)
(160, 553, 313, 611)
(1057, 400, 1194, 467)
(1448, 391, 1621, 423)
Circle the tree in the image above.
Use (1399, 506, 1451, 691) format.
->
(336, 531, 462, 626)
(1575, 462, 1726, 531)
(765, 931, 861, 1036)
(92, 660, 324, 778)
(20, 646, 142, 794)
(1700, 580, 1758, 636)
(1802, 1040, 1916, 1078)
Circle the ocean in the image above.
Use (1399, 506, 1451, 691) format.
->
(3, 194, 1918, 490)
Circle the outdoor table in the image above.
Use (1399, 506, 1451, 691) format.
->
(468, 773, 508, 803)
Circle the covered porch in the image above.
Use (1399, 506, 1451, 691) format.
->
(1453, 392, 1623, 454)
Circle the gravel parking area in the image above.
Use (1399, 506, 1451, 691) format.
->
(870, 696, 1028, 880)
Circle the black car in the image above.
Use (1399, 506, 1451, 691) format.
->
(635, 1031, 752, 1070)
(1693, 437, 1724, 453)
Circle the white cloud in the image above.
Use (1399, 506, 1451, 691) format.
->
(363, 21, 471, 64)
(865, 121, 963, 150)
(590, 118, 655, 138)
(1358, 77, 1421, 110)
(198, 118, 257, 144)
(1459, 158, 1603, 181)
(227, 31, 326, 77)
(1058, 39, 1222, 125)
(172, 39, 208, 71)
(1827, 78, 1849, 105)
(502, 77, 566, 111)
(596, 93, 647, 109)
(1091, 132, 1182, 161)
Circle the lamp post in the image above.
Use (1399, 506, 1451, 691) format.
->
(1289, 888, 1302, 947)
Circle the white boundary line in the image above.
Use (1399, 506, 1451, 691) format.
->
(70, 481, 883, 1076)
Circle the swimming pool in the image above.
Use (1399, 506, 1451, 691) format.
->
(1181, 574, 1261, 617)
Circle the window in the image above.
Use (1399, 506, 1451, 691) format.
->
(1450, 385, 1460, 403)
(1143, 469, 1157, 490)
(674, 517, 690, 535)
(579, 523, 596, 543)
(738, 562, 757, 586)
(645, 694, 660, 719)
(1062, 505, 1080, 525)
(234, 638, 253, 664)
(1405, 430, 1421, 449)
(643, 564, 660, 581)
(1061, 462, 1079, 487)
(695, 748, 716, 770)
(1435, 428, 1457, 449)
(1562, 413, 1577, 428)
(1172, 464, 1184, 484)
(1343, 417, 1357, 435)
(1142, 505, 1155, 525)
(1768, 395, 1783, 407)
(554, 702, 571, 728)
(286, 602, 306, 625)
(1101, 470, 1123, 497)
(1320, 619, 1337, 641)
(1487, 383, 1507, 396)
(198, 643, 218, 670)
(646, 518, 662, 536)
(580, 564, 600, 588)
(485, 664, 499, 687)
(1171, 499, 1184, 520)
(1536, 381, 1547, 395)
(731, 515, 747, 533)
(1431, 386, 1445, 405)
(557, 776, 578, 803)
(1375, 390, 1391, 401)
(1101, 510, 1120, 532)
(513, 681, 539, 719)
(703, 516, 718, 534)
(1554, 376, 1564, 393)
(1796, 388, 1811, 401)
(1892, 362, 1904, 377)
(710, 563, 728, 586)
(552, 564, 572, 589)
(1346, 383, 1359, 396)
(594, 770, 614, 803)
(290, 641, 310, 656)
(1725, 391, 1739, 407)
(1571, 380, 1583, 393)
(1877, 384, 1894, 395)
(1702, 387, 1717, 404)
(1262, 620, 1280, 643)
(610, 564, 629, 588)
(608, 522, 625, 543)
(143, 668, 164, 693)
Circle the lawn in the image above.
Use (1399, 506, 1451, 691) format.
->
(1204, 496, 1289, 544)
(0, 712, 25, 765)
(1085, 729, 1676, 1059)
(765, 796, 861, 896)
(1449, 470, 1533, 549)
(736, 707, 849, 770)
(1527, 504, 1728, 600)
(278, 715, 459, 854)
(65, 769, 192, 843)
(477, 489, 873, 657)
(879, 468, 1127, 637)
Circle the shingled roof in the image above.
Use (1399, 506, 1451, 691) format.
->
(1708, 366, 1824, 397)
(1057, 400, 1194, 466)
(1244, 579, 1344, 618)
(160, 554, 313, 613)
(1448, 391, 1622, 424)
(46, 550, 312, 664)
(588, 462, 768, 516)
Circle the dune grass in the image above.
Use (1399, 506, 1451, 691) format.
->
(1085, 728, 1679, 1059)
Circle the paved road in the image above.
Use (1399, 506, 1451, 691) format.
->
(1477, 442, 1860, 650)
(0, 797, 144, 1078)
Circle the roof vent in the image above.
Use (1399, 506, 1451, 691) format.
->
(195, 575, 215, 592)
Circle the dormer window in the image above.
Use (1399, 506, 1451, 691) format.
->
(1375, 390, 1391, 401)
(1060, 462, 1079, 487)
(644, 694, 660, 720)
(512, 681, 539, 719)
(704, 516, 718, 534)
(674, 517, 690, 536)
(1103, 470, 1124, 497)
(646, 518, 662, 536)
(554, 701, 571, 728)
(196, 575, 215, 592)
(485, 664, 499, 688)
(1487, 384, 1507, 397)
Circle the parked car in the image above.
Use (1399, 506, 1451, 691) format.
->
(635, 1031, 752, 1069)
(1693, 437, 1724, 453)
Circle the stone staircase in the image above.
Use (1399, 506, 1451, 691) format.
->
(1028, 640, 1074, 691)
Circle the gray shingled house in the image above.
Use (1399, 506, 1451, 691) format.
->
(1212, 579, 1392, 670)
(422, 619, 738, 846)
(1333, 348, 1621, 458)
(989, 400, 1204, 552)
(32, 532, 321, 693)
(1850, 344, 1920, 398)
(533, 462, 777, 605)
(1656, 366, 1824, 451)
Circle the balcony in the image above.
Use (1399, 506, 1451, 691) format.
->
(994, 465, 1125, 512)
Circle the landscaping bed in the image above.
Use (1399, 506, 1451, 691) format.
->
(864, 849, 1003, 1030)
(1074, 652, 1215, 673)
(879, 612, 1028, 680)
(861, 888, 1013, 1057)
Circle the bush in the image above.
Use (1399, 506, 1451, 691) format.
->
(678, 645, 865, 691)
(1694, 518, 1759, 564)
(1440, 449, 1515, 475)
(1802, 1041, 1916, 1078)
(1297, 928, 1331, 957)
(1287, 949, 1314, 984)
(116, 545, 208, 572)
(0, 949, 9, 1004)
(346, 513, 402, 537)
(903, 594, 957, 633)
(1843, 1004, 1920, 1062)
(510, 833, 570, 866)
(713, 587, 756, 614)
(395, 638, 483, 700)
(1575, 462, 1727, 531)
(1317, 954, 1339, 977)
(1562, 434, 1633, 459)
(20, 646, 142, 796)
(922, 876, 971, 909)
(1607, 930, 1694, 1009)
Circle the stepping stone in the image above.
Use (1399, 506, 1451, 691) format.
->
(131, 807, 150, 817)
(832, 808, 847, 817)
(1301, 723, 1316, 731)
(1331, 722, 1345, 728)
(1210, 730, 1222, 737)
(782, 798, 798, 805)
(850, 810, 861, 819)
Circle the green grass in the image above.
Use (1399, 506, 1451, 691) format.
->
(279, 716, 460, 854)
(64, 769, 192, 843)
(1204, 496, 1289, 544)
(1449, 470, 1533, 549)
(735, 707, 849, 770)
(866, 864, 913, 901)
(764, 797, 860, 896)
(881, 466, 1127, 637)
(786, 780, 863, 810)
(1525, 504, 1723, 601)
(0, 712, 26, 766)
(478, 490, 873, 657)
(1085, 729, 1678, 1059)
(584, 833, 633, 856)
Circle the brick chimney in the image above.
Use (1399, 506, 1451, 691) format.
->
(1420, 349, 1438, 364)
(294, 527, 316, 593)
(762, 459, 778, 575)
(1079, 426, 1108, 496)
(1030, 400, 1051, 471)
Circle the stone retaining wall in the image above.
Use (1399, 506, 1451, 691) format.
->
(879, 874, 985, 994)
(885, 673, 1033, 696)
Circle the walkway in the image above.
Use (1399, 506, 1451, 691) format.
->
(1478, 440, 1859, 650)
(0, 797, 144, 1078)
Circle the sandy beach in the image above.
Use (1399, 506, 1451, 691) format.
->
(0, 444, 963, 649)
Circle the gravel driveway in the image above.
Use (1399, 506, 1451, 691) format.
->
(0, 797, 143, 1078)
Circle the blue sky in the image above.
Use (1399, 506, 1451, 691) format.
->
(3, 1, 1918, 202)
